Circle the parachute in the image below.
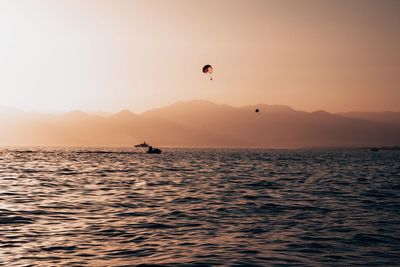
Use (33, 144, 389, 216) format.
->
(202, 65, 213, 80)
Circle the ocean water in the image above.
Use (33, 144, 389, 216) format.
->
(0, 148, 399, 267)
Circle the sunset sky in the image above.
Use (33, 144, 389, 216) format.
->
(0, 0, 399, 113)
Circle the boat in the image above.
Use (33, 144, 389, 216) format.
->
(135, 142, 150, 148)
(147, 146, 162, 154)
(134, 141, 161, 154)
(370, 147, 379, 152)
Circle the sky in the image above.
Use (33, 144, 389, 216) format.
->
(0, 0, 399, 113)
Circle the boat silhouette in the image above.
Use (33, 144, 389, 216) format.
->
(147, 146, 162, 154)
(134, 142, 150, 148)
(134, 142, 161, 154)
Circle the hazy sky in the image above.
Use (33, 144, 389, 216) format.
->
(1, 0, 399, 113)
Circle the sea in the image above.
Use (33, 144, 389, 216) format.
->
(0, 148, 399, 267)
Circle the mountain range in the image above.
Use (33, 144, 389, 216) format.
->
(0, 100, 399, 148)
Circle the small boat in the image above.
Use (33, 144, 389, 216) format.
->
(370, 147, 379, 152)
(135, 142, 149, 148)
(147, 146, 162, 154)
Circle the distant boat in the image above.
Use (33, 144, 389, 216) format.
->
(147, 146, 162, 154)
(135, 142, 149, 148)
(370, 147, 379, 152)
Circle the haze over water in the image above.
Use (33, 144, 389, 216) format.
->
(1, 148, 399, 266)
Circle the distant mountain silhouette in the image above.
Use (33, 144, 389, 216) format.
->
(337, 111, 400, 127)
(0, 101, 399, 148)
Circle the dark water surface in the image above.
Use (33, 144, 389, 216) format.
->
(1, 148, 399, 266)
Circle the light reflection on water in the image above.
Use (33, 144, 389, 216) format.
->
(0, 148, 400, 266)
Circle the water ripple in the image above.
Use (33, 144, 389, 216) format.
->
(0, 148, 399, 266)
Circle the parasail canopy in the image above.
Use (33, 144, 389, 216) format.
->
(202, 65, 213, 80)
(202, 64, 213, 74)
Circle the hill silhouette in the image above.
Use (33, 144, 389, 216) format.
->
(1, 100, 399, 148)
(337, 111, 400, 127)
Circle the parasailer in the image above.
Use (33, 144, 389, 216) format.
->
(202, 65, 213, 80)
(255, 108, 260, 113)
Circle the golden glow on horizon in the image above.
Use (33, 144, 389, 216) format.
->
(0, 0, 399, 113)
